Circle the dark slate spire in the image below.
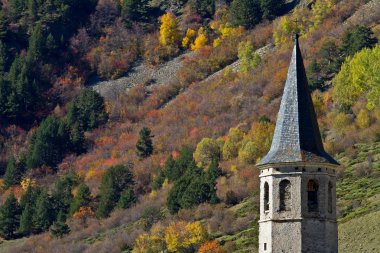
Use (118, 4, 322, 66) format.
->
(257, 35, 339, 167)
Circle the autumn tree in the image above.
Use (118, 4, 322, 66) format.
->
(191, 27, 208, 51)
(136, 127, 154, 159)
(356, 109, 370, 129)
(193, 138, 220, 166)
(159, 12, 181, 47)
(0, 193, 20, 239)
(198, 240, 225, 253)
(238, 41, 261, 73)
(332, 45, 380, 110)
(222, 128, 244, 160)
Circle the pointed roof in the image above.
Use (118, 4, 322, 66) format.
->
(257, 35, 339, 167)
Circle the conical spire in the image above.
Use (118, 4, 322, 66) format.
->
(257, 35, 338, 167)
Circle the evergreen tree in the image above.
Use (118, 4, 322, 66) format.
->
(117, 188, 136, 209)
(27, 23, 44, 64)
(69, 183, 91, 215)
(3, 156, 25, 188)
(260, 0, 285, 19)
(97, 164, 134, 218)
(188, 0, 215, 18)
(66, 88, 108, 131)
(121, 0, 149, 25)
(229, 0, 262, 28)
(341, 25, 378, 57)
(0, 193, 20, 239)
(136, 127, 153, 159)
(27, 115, 69, 168)
(27, 0, 37, 22)
(0, 10, 8, 40)
(18, 203, 33, 235)
(32, 190, 54, 232)
(68, 122, 85, 154)
(50, 211, 70, 238)
(51, 174, 77, 215)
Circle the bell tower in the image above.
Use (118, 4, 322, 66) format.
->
(256, 35, 339, 253)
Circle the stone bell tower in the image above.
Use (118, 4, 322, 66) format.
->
(256, 35, 339, 253)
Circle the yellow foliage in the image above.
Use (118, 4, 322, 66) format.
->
(159, 12, 180, 47)
(213, 24, 244, 47)
(150, 190, 157, 199)
(165, 221, 207, 252)
(194, 138, 220, 166)
(0, 179, 4, 190)
(222, 128, 244, 160)
(162, 178, 169, 189)
(20, 178, 37, 191)
(182, 28, 197, 48)
(356, 109, 370, 129)
(311, 0, 335, 29)
(191, 27, 208, 51)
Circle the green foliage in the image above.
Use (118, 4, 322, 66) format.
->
(260, 0, 285, 19)
(52, 174, 77, 215)
(136, 127, 154, 159)
(117, 188, 136, 209)
(3, 156, 25, 188)
(50, 211, 70, 238)
(66, 88, 108, 131)
(97, 164, 134, 218)
(229, 0, 262, 28)
(121, 0, 150, 25)
(238, 41, 261, 73)
(222, 128, 244, 160)
(332, 45, 380, 110)
(0, 193, 20, 239)
(69, 183, 91, 216)
(27, 115, 69, 169)
(18, 203, 33, 236)
(188, 0, 215, 18)
(32, 190, 54, 232)
(167, 155, 220, 213)
(341, 25, 378, 57)
(193, 138, 220, 166)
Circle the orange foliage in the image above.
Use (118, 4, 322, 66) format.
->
(198, 240, 225, 253)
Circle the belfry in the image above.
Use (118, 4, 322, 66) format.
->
(256, 35, 339, 253)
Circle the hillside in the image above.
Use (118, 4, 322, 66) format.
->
(0, 0, 380, 252)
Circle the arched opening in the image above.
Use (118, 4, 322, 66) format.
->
(307, 180, 319, 212)
(279, 180, 291, 211)
(264, 182, 269, 212)
(328, 181, 333, 214)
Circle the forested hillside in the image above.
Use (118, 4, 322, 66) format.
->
(0, 0, 379, 252)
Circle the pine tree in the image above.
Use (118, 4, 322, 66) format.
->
(0, 10, 8, 40)
(229, 0, 262, 28)
(260, 0, 285, 19)
(27, 0, 37, 22)
(32, 190, 53, 232)
(50, 211, 70, 238)
(117, 188, 136, 209)
(3, 156, 25, 188)
(18, 203, 33, 235)
(97, 164, 134, 218)
(136, 127, 153, 159)
(27, 23, 44, 64)
(188, 0, 215, 18)
(27, 115, 70, 168)
(69, 183, 91, 215)
(0, 193, 20, 239)
(51, 174, 76, 215)
(121, 0, 149, 26)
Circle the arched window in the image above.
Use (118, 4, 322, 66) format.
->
(328, 181, 333, 214)
(264, 182, 269, 212)
(307, 180, 319, 212)
(279, 180, 291, 211)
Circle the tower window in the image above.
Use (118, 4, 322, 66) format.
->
(307, 180, 319, 212)
(328, 181, 333, 214)
(279, 180, 291, 211)
(264, 182, 269, 212)
(264, 243, 267, 251)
